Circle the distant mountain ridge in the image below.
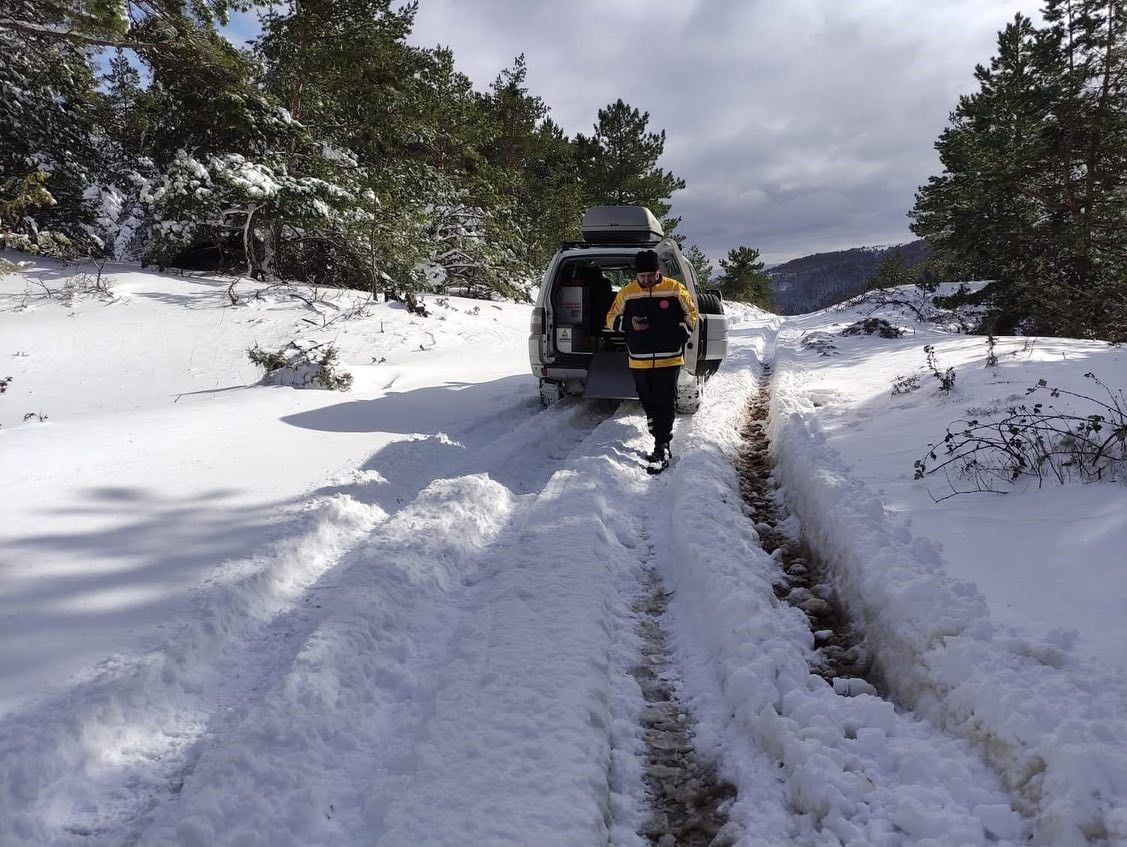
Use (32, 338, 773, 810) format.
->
(768, 239, 931, 314)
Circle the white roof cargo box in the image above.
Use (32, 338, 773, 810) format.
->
(581, 206, 664, 244)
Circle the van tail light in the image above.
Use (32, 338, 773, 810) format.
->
(530, 307, 545, 334)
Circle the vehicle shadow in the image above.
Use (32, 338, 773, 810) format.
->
(297, 377, 617, 513)
(279, 375, 532, 434)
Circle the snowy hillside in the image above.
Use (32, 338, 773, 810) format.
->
(2, 260, 1127, 847)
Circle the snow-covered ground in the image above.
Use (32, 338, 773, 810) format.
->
(2, 259, 1126, 846)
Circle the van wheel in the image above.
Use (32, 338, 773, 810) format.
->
(675, 376, 703, 414)
(539, 379, 563, 407)
(695, 294, 725, 378)
(698, 293, 724, 316)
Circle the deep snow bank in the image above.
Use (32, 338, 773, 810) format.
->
(770, 292, 1127, 845)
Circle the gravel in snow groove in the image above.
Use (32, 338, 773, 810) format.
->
(735, 362, 1033, 845)
(630, 556, 738, 847)
(736, 363, 877, 692)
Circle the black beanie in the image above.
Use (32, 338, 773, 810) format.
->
(634, 250, 660, 273)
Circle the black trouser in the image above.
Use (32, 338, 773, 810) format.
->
(632, 366, 679, 446)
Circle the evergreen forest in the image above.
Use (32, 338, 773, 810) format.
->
(0, 0, 690, 301)
(2, 0, 1127, 332)
(912, 0, 1127, 341)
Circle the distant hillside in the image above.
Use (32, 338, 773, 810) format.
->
(769, 240, 931, 314)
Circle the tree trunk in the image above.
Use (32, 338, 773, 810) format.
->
(243, 204, 261, 280)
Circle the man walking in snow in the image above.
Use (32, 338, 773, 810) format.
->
(605, 249, 699, 473)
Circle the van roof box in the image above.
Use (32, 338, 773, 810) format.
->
(580, 206, 664, 244)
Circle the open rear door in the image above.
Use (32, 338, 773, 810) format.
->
(583, 351, 638, 399)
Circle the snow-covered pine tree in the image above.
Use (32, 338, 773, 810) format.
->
(1, 0, 285, 263)
(85, 50, 154, 259)
(250, 0, 436, 291)
(0, 1, 104, 254)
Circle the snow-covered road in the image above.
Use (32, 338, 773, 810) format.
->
(5, 263, 1127, 846)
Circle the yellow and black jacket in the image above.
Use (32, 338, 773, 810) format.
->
(605, 276, 699, 369)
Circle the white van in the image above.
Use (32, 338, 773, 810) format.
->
(528, 206, 729, 412)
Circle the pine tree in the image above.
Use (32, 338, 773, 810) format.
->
(522, 118, 584, 266)
(1034, 0, 1127, 338)
(866, 253, 916, 290)
(0, 1, 104, 252)
(683, 244, 714, 287)
(576, 99, 686, 234)
(232, 0, 435, 287)
(911, 15, 1044, 285)
(911, 3, 1127, 340)
(473, 55, 551, 278)
(480, 56, 546, 172)
(718, 246, 772, 307)
(0, 0, 247, 49)
(1, 0, 279, 259)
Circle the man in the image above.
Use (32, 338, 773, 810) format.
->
(605, 249, 699, 473)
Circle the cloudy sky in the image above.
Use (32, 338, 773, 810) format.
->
(405, 0, 1044, 264)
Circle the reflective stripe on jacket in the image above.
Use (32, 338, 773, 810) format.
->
(604, 276, 699, 369)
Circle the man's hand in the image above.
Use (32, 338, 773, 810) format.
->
(631, 316, 650, 331)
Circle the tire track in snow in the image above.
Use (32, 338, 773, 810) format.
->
(342, 409, 649, 846)
(605, 327, 1031, 845)
(0, 397, 614, 847)
(132, 403, 631, 847)
(730, 360, 1032, 845)
(628, 545, 738, 847)
(738, 364, 876, 693)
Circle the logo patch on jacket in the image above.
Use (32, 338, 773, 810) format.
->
(659, 300, 670, 309)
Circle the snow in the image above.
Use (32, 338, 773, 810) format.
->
(770, 289, 1127, 842)
(1, 262, 531, 720)
(3, 261, 1127, 846)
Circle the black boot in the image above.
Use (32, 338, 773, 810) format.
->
(646, 441, 671, 474)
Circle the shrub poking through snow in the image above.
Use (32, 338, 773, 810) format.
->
(0, 257, 32, 277)
(840, 317, 903, 338)
(247, 341, 353, 391)
(23, 412, 47, 422)
(801, 332, 839, 356)
(915, 373, 1127, 495)
(985, 333, 999, 367)
(64, 260, 115, 302)
(891, 374, 921, 396)
(0, 375, 9, 427)
(18, 262, 116, 305)
(923, 344, 956, 394)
